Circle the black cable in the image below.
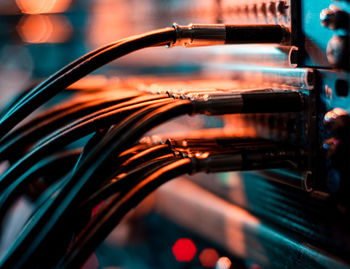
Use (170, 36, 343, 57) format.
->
(79, 143, 176, 211)
(166, 137, 280, 153)
(2, 85, 303, 267)
(0, 95, 138, 162)
(60, 158, 192, 268)
(0, 99, 180, 268)
(61, 143, 298, 268)
(119, 144, 172, 172)
(80, 140, 295, 216)
(0, 96, 170, 193)
(0, 90, 140, 148)
(0, 22, 294, 267)
(73, 128, 111, 171)
(0, 87, 304, 267)
(72, 100, 193, 180)
(0, 28, 177, 139)
(2, 39, 129, 119)
(0, 23, 289, 139)
(117, 143, 151, 161)
(34, 94, 169, 150)
(79, 154, 177, 217)
(0, 100, 187, 268)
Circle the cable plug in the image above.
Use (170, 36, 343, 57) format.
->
(170, 23, 289, 47)
(185, 89, 305, 115)
(190, 147, 298, 174)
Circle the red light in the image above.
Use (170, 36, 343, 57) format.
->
(199, 248, 220, 268)
(172, 238, 197, 262)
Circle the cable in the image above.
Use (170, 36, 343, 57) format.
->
(73, 87, 304, 189)
(117, 143, 151, 160)
(0, 89, 140, 148)
(60, 158, 191, 268)
(1, 40, 128, 119)
(0, 23, 294, 267)
(119, 144, 172, 172)
(81, 142, 297, 215)
(0, 96, 170, 193)
(0, 100, 186, 268)
(79, 136, 284, 207)
(0, 83, 305, 267)
(70, 101, 193, 187)
(165, 137, 281, 153)
(73, 128, 110, 171)
(0, 95, 139, 162)
(0, 28, 177, 139)
(79, 154, 178, 216)
(33, 94, 169, 150)
(0, 23, 288, 139)
(60, 144, 298, 268)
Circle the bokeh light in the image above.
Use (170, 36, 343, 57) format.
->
(215, 257, 232, 269)
(17, 15, 72, 44)
(15, 0, 72, 14)
(172, 238, 197, 262)
(199, 248, 220, 268)
(250, 264, 262, 269)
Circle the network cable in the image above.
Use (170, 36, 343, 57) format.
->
(0, 24, 288, 139)
(60, 145, 297, 268)
(0, 90, 302, 268)
(0, 94, 139, 162)
(0, 23, 296, 268)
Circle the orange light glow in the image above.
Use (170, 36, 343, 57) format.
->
(17, 15, 72, 44)
(199, 248, 220, 268)
(216, 257, 232, 269)
(15, 0, 72, 14)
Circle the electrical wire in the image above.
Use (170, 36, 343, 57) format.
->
(0, 28, 177, 139)
(0, 85, 303, 267)
(0, 23, 294, 267)
(61, 143, 298, 268)
(0, 89, 141, 148)
(0, 96, 171, 193)
(0, 23, 289, 139)
(79, 154, 178, 218)
(80, 140, 296, 217)
(119, 144, 172, 172)
(0, 100, 188, 268)
(1, 39, 129, 118)
(60, 158, 192, 268)
(0, 95, 139, 162)
(117, 143, 151, 161)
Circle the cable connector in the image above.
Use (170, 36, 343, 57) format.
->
(171, 23, 226, 47)
(170, 23, 289, 47)
(187, 89, 305, 115)
(190, 148, 298, 173)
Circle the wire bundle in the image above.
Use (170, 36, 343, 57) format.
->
(0, 24, 300, 268)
